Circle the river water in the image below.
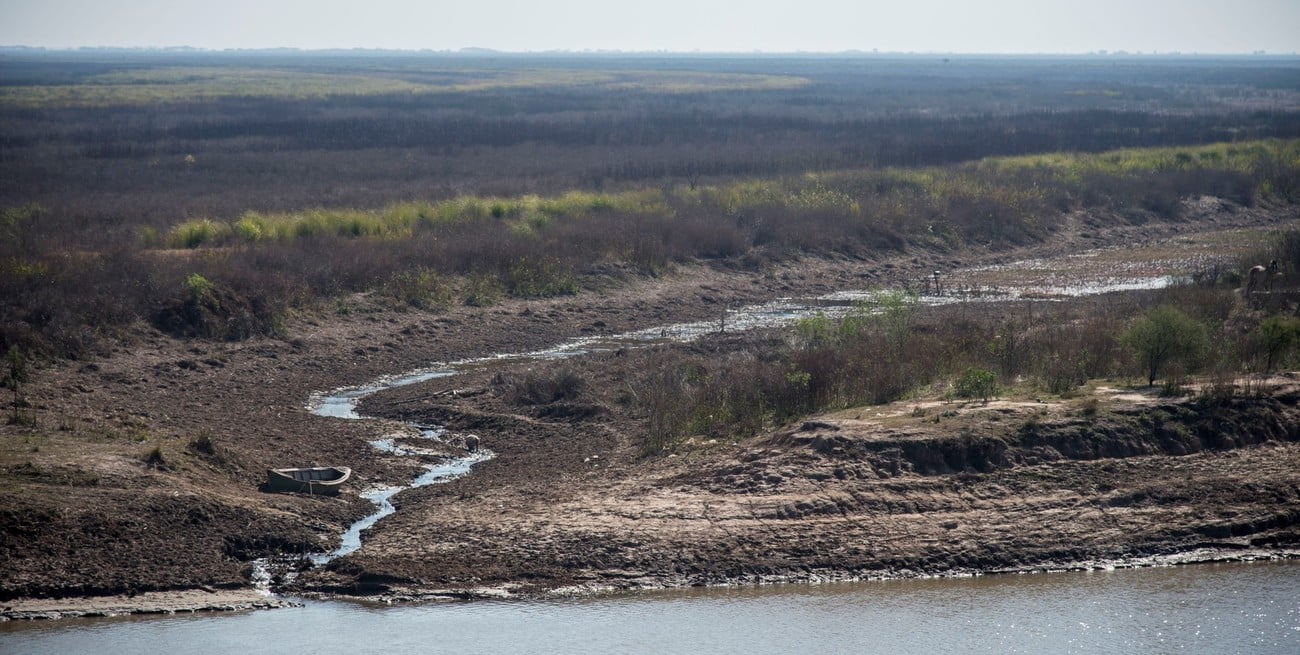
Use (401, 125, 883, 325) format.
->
(4, 561, 1297, 653)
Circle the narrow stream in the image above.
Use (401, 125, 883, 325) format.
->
(302, 264, 1183, 571)
(305, 382, 493, 565)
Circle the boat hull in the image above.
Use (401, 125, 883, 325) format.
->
(266, 466, 352, 495)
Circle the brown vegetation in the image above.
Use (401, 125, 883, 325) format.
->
(3, 53, 1300, 364)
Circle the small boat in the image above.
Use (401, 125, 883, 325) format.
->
(266, 466, 352, 495)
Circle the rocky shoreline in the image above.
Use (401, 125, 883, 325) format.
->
(2, 589, 298, 621)
(318, 547, 1300, 606)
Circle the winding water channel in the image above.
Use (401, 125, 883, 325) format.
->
(301, 266, 1184, 570)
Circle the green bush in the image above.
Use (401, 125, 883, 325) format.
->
(167, 218, 230, 249)
(383, 268, 452, 311)
(462, 274, 504, 307)
(793, 312, 835, 349)
(185, 273, 214, 302)
(505, 257, 578, 299)
(1258, 316, 1300, 372)
(954, 367, 999, 403)
(233, 212, 269, 243)
(154, 273, 268, 341)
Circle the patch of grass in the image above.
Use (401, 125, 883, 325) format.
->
(167, 218, 231, 249)
(462, 274, 504, 307)
(142, 445, 168, 470)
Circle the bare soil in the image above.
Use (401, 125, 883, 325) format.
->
(3, 199, 1298, 616)
(312, 337, 1300, 599)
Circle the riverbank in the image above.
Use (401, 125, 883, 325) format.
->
(1, 589, 296, 621)
(7, 561, 1299, 654)
(2, 199, 1297, 617)
(287, 547, 1300, 605)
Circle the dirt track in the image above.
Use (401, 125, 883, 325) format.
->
(3, 200, 1299, 615)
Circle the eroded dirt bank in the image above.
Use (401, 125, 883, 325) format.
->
(2, 201, 1298, 615)
(296, 340, 1300, 599)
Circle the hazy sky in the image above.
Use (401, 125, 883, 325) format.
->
(3, 0, 1299, 54)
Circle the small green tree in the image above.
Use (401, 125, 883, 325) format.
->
(1121, 305, 1209, 386)
(870, 290, 918, 351)
(1258, 316, 1300, 372)
(794, 312, 834, 349)
(954, 366, 999, 403)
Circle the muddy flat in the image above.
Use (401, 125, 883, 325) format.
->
(3, 201, 1299, 614)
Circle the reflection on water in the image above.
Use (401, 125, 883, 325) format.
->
(5, 561, 1297, 654)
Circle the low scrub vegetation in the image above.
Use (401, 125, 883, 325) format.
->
(156, 140, 1299, 254)
(503, 368, 587, 406)
(4, 54, 1299, 363)
(3, 139, 1299, 360)
(635, 245, 1300, 454)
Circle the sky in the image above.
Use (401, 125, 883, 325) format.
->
(2, 0, 1299, 54)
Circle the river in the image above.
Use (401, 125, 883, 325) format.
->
(3, 560, 1297, 653)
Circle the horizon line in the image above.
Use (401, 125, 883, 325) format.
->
(2, 45, 1298, 58)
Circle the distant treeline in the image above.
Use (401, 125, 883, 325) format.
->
(2, 55, 1299, 245)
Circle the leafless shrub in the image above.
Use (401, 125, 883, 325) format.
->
(507, 368, 587, 406)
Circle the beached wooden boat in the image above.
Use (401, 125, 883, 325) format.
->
(266, 466, 351, 495)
